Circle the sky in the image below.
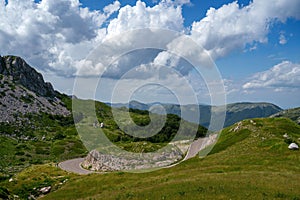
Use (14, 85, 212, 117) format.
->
(0, 0, 300, 108)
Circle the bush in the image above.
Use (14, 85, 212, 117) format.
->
(15, 151, 25, 156)
(0, 186, 10, 199)
(53, 133, 66, 140)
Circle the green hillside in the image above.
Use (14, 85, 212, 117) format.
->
(0, 111, 87, 175)
(2, 117, 299, 199)
(271, 107, 300, 124)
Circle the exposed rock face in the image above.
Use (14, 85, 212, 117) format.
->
(0, 55, 70, 122)
(82, 148, 183, 171)
(0, 55, 55, 97)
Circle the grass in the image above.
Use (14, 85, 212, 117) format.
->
(39, 159, 300, 200)
(1, 164, 73, 199)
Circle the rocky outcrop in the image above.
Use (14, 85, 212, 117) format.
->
(0, 55, 70, 122)
(82, 147, 183, 171)
(0, 55, 55, 97)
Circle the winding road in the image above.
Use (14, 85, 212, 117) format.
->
(58, 135, 217, 174)
(58, 158, 92, 175)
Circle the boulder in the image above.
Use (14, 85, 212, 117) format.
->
(288, 143, 299, 150)
(39, 186, 51, 194)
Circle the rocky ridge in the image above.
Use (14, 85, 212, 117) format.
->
(0, 55, 70, 122)
(0, 55, 55, 97)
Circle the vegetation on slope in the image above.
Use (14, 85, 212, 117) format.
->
(1, 117, 298, 199)
(271, 107, 300, 124)
(210, 117, 300, 155)
(0, 112, 87, 175)
(71, 99, 207, 153)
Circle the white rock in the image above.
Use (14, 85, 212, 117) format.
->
(288, 143, 299, 150)
(283, 133, 289, 138)
(39, 186, 51, 194)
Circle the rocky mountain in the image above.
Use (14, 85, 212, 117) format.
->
(0, 55, 55, 97)
(109, 101, 283, 129)
(0, 55, 70, 122)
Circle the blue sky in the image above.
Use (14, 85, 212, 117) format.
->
(1, 0, 300, 108)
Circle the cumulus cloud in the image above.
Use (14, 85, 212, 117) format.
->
(0, 0, 188, 78)
(243, 61, 300, 90)
(106, 0, 184, 38)
(0, 0, 118, 75)
(190, 0, 300, 59)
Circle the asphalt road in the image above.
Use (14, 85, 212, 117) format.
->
(58, 158, 92, 175)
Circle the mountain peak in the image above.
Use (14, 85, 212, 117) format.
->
(0, 55, 55, 97)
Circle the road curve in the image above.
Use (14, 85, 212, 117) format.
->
(58, 158, 92, 175)
(59, 135, 217, 174)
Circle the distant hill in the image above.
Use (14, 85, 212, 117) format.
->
(109, 101, 283, 129)
(270, 107, 300, 124)
(223, 102, 282, 127)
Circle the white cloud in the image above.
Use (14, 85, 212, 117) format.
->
(279, 32, 287, 45)
(0, 0, 188, 78)
(106, 0, 184, 38)
(0, 0, 119, 75)
(103, 0, 120, 15)
(190, 0, 300, 59)
(243, 61, 300, 90)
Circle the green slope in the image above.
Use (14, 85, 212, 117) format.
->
(0, 112, 87, 174)
(271, 107, 300, 124)
(210, 117, 300, 155)
(2, 118, 298, 199)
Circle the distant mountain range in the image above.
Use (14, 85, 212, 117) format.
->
(108, 101, 283, 129)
